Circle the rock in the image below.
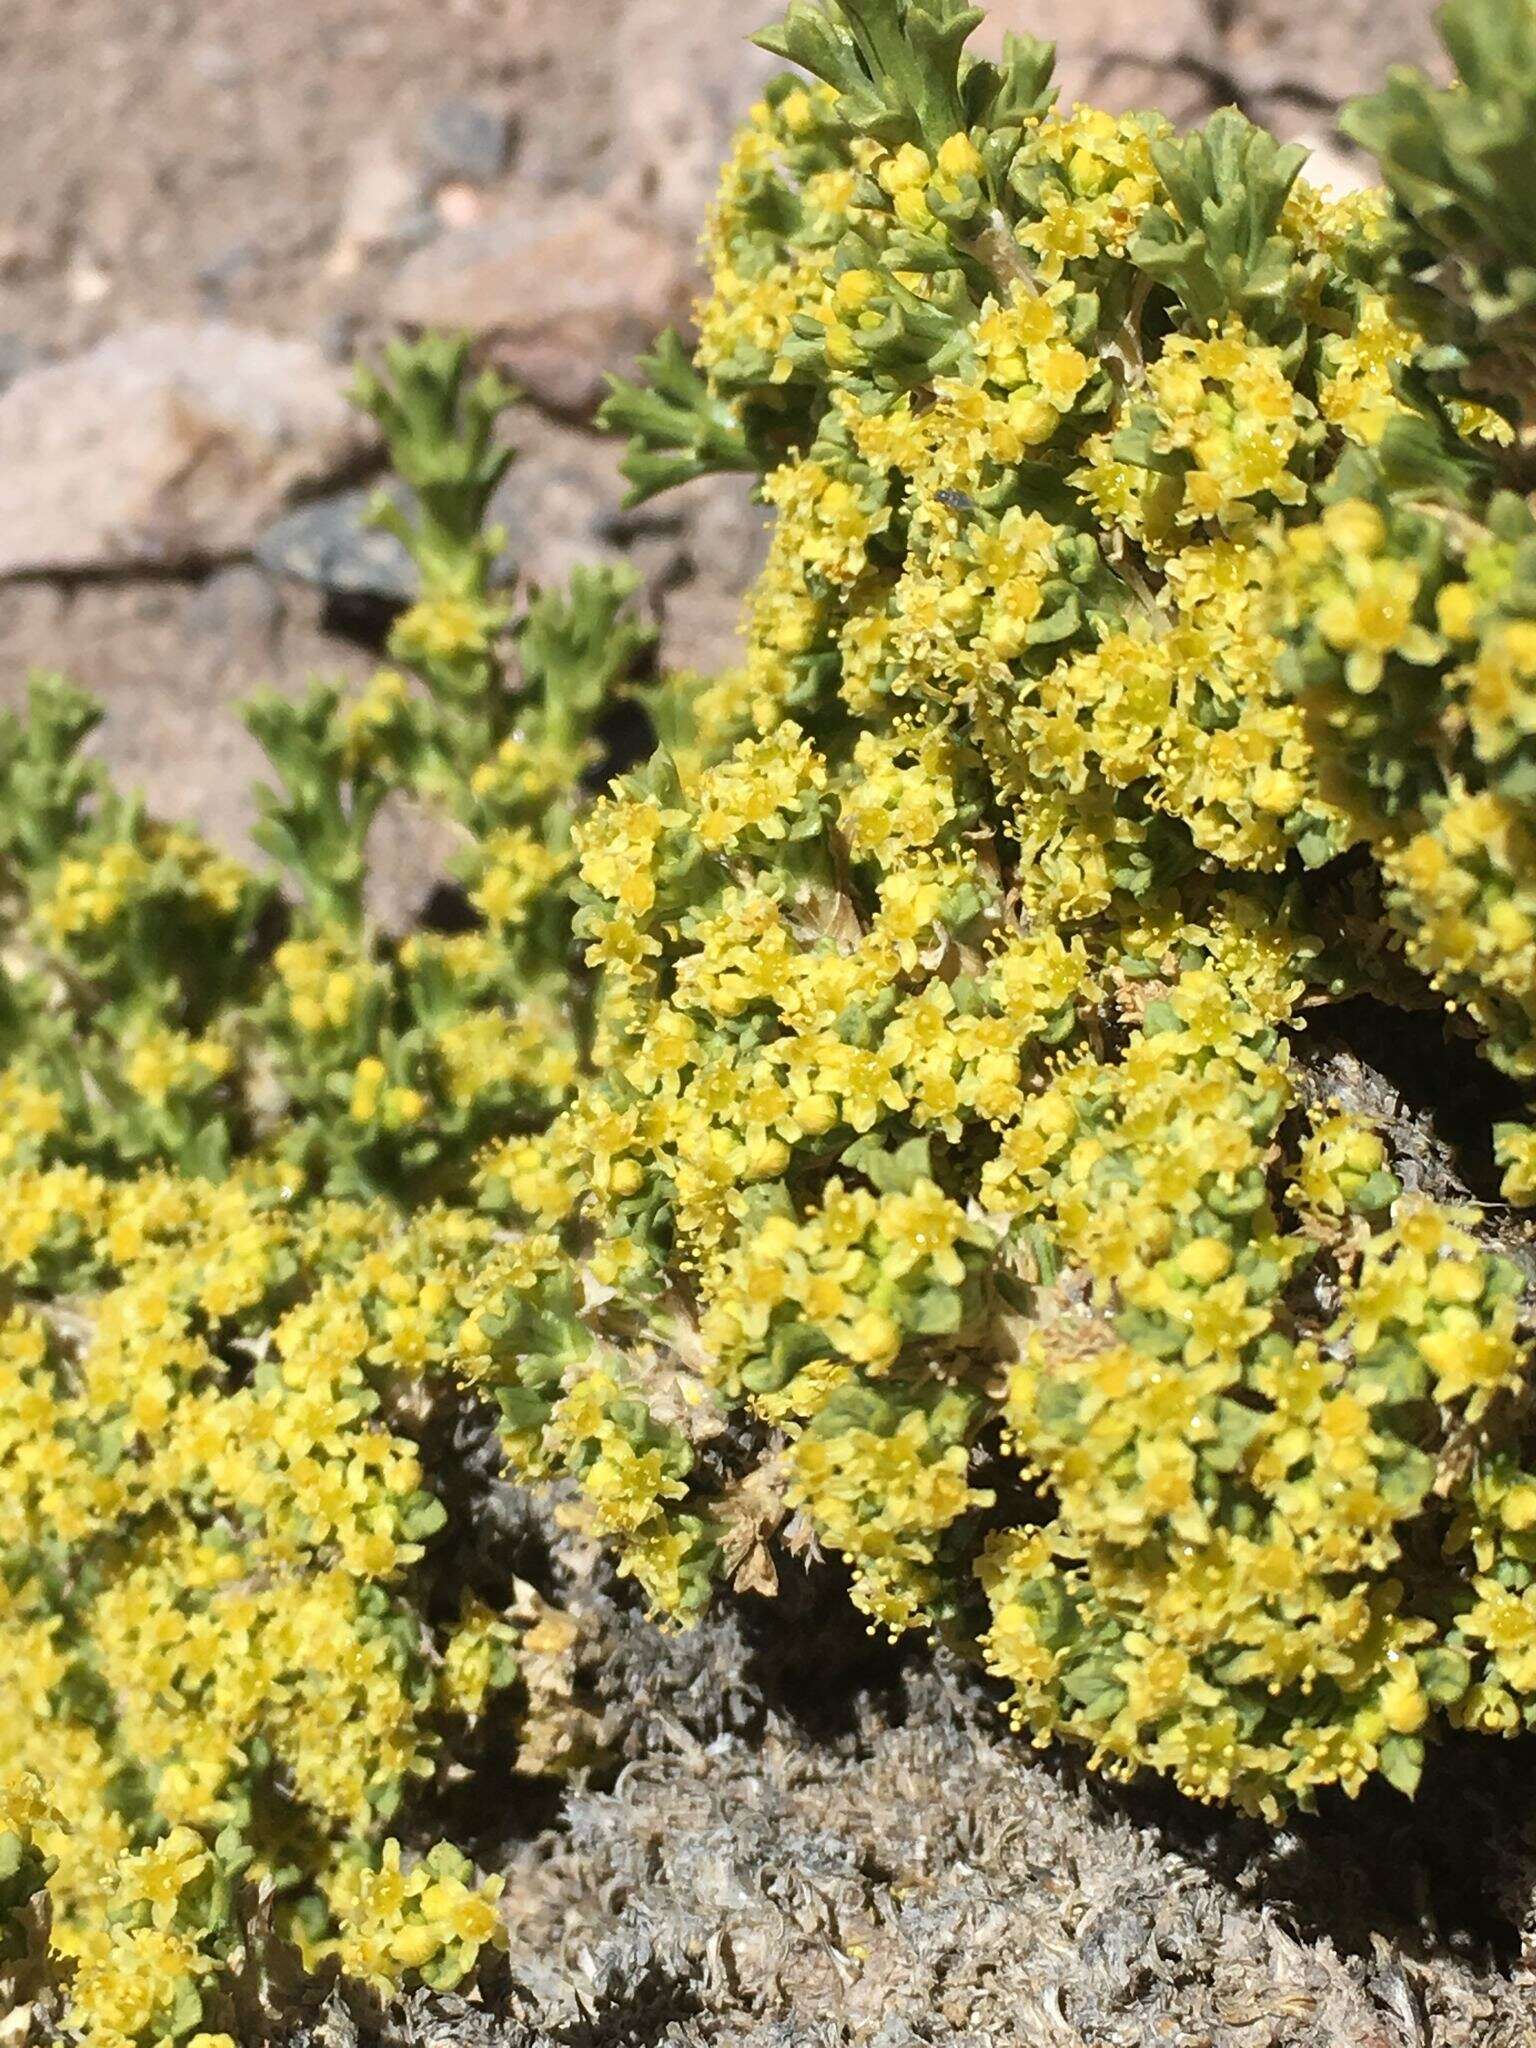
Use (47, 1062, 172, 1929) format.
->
(254, 481, 420, 606)
(977, 0, 1445, 130)
(1220, 0, 1449, 106)
(384, 190, 696, 418)
(489, 413, 656, 591)
(184, 563, 283, 648)
(975, 0, 1220, 122)
(601, 0, 782, 242)
(0, 324, 377, 579)
(330, 139, 433, 277)
(420, 97, 515, 187)
(0, 334, 33, 397)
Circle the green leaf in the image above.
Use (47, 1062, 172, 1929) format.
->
(1379, 1732, 1424, 1798)
(599, 332, 755, 507)
(1132, 107, 1310, 332)
(755, 0, 991, 153)
(907, 1283, 963, 1334)
(845, 1131, 934, 1193)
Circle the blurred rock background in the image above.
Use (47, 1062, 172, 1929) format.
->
(0, 0, 1445, 865)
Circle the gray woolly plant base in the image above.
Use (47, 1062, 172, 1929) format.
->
(319, 1598, 1536, 2048)
(323, 1005, 1536, 2048)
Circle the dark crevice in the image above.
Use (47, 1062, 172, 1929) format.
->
(730, 1549, 919, 1738)
(1100, 1722, 1536, 1976)
(1089, 47, 1253, 114)
(1300, 992, 1530, 1206)
(593, 693, 656, 788)
(319, 587, 405, 654)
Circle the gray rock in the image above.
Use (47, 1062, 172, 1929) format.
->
(637, 469, 768, 673)
(184, 562, 283, 646)
(254, 481, 419, 606)
(421, 97, 515, 187)
(0, 333, 32, 398)
(0, 323, 377, 579)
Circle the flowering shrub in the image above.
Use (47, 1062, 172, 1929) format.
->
(0, 340, 617, 2044)
(566, 0, 1536, 1815)
(11, 1, 1536, 2036)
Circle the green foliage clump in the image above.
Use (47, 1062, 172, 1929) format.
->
(1, 337, 650, 1206)
(1344, 0, 1536, 395)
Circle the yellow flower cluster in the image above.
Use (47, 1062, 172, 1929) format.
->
(312, 1840, 506, 1993)
(0, 346, 646, 2037)
(1144, 321, 1317, 529)
(37, 828, 251, 947)
(1273, 487, 1536, 1220)
(556, 689, 1536, 1803)
(558, 1, 1536, 1814)
(0, 1162, 592, 2043)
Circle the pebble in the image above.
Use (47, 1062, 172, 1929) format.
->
(254, 482, 421, 606)
(420, 96, 515, 187)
